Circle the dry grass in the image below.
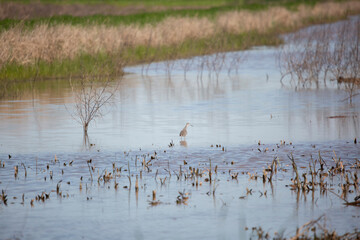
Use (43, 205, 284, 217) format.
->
(1, 1, 360, 67)
(0, 17, 214, 65)
(217, 2, 360, 34)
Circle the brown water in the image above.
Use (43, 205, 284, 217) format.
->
(0, 18, 360, 239)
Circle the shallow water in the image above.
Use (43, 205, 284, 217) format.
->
(0, 142, 359, 239)
(0, 48, 359, 153)
(0, 18, 360, 239)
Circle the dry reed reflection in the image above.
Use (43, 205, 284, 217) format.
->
(279, 17, 360, 103)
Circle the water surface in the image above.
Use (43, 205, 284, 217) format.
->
(0, 48, 358, 153)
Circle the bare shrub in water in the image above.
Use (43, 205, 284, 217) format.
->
(279, 18, 360, 103)
(279, 26, 332, 87)
(69, 74, 117, 134)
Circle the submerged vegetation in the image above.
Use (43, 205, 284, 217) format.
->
(1, 0, 360, 83)
(1, 141, 359, 239)
(279, 16, 360, 103)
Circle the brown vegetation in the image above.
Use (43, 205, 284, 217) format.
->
(0, 2, 211, 19)
(279, 15, 360, 102)
(69, 74, 117, 133)
(217, 2, 360, 34)
(0, 17, 214, 65)
(1, 1, 360, 67)
(2, 138, 360, 238)
(337, 76, 360, 85)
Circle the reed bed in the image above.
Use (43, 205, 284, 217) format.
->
(217, 1, 360, 34)
(0, 17, 214, 65)
(1, 1, 360, 71)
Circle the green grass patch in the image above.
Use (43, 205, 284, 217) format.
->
(0, 0, 326, 31)
(0, 6, 232, 31)
(0, 0, 325, 7)
(0, 52, 123, 82)
(0, 30, 281, 84)
(1, 0, 235, 7)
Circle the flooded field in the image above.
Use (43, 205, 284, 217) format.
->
(0, 18, 359, 239)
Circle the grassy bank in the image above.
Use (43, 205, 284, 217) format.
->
(0, 30, 280, 80)
(1, 0, 360, 83)
(0, 0, 322, 30)
(0, 0, 319, 8)
(1, 0, 234, 7)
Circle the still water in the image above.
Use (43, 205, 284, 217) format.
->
(0, 18, 359, 239)
(0, 48, 359, 153)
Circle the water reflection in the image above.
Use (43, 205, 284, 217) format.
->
(82, 132, 94, 151)
(179, 140, 188, 147)
(0, 23, 359, 153)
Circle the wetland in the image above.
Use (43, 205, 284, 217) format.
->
(0, 7, 360, 240)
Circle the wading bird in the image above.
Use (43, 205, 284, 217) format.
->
(179, 123, 192, 139)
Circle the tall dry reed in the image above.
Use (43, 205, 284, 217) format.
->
(0, 17, 214, 65)
(216, 2, 360, 34)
